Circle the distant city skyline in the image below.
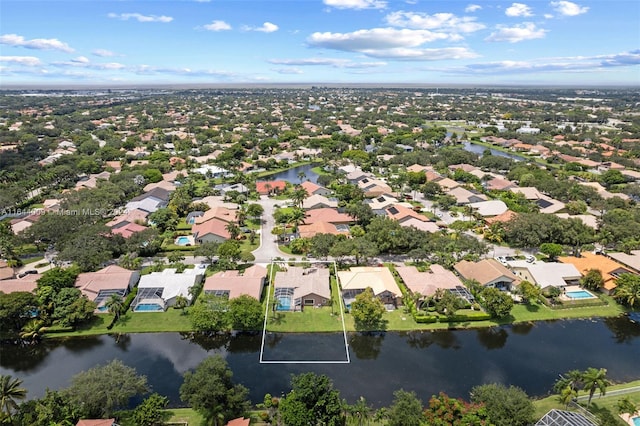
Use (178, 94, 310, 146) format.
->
(1, 0, 638, 86)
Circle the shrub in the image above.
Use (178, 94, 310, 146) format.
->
(123, 287, 138, 311)
(415, 315, 438, 323)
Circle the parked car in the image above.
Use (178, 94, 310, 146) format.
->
(525, 255, 536, 263)
(17, 270, 38, 278)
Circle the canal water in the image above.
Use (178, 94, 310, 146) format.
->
(262, 163, 320, 184)
(462, 141, 524, 161)
(1, 317, 639, 407)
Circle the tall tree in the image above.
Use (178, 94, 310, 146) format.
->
(581, 269, 604, 292)
(228, 295, 264, 331)
(350, 287, 387, 331)
(106, 293, 124, 322)
(582, 367, 610, 407)
(291, 185, 309, 208)
(64, 359, 149, 418)
(470, 383, 535, 426)
(278, 372, 344, 426)
(0, 375, 27, 422)
(180, 355, 250, 426)
(131, 393, 170, 426)
(613, 273, 640, 308)
(387, 389, 424, 426)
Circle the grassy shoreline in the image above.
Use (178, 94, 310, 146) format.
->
(44, 296, 630, 338)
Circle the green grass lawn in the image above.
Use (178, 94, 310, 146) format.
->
(164, 407, 205, 425)
(533, 380, 640, 423)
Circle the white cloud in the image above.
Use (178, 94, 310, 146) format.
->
(308, 28, 458, 52)
(465, 4, 482, 13)
(360, 47, 478, 61)
(550, 1, 589, 16)
(268, 57, 387, 68)
(0, 34, 74, 53)
(92, 49, 116, 57)
(443, 50, 640, 75)
(71, 56, 90, 64)
(0, 56, 42, 66)
(244, 22, 279, 33)
(323, 0, 387, 10)
(273, 67, 304, 74)
(202, 20, 232, 31)
(385, 11, 485, 33)
(485, 22, 546, 42)
(107, 13, 173, 23)
(505, 3, 533, 17)
(544, 13, 554, 19)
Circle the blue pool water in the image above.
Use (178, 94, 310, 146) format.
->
(134, 303, 163, 312)
(632, 416, 640, 426)
(276, 296, 291, 311)
(97, 305, 108, 312)
(175, 236, 191, 245)
(566, 290, 595, 299)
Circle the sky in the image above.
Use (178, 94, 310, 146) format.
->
(0, 0, 638, 86)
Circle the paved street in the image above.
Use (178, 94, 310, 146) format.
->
(251, 195, 302, 264)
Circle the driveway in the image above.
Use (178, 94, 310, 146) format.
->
(251, 195, 301, 264)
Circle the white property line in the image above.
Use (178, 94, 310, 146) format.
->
(259, 259, 350, 364)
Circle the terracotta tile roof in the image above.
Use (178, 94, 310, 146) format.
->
(76, 419, 115, 426)
(396, 265, 463, 296)
(485, 210, 518, 225)
(385, 204, 427, 223)
(558, 252, 634, 291)
(275, 266, 331, 301)
(304, 208, 352, 225)
(300, 180, 327, 195)
(226, 418, 250, 426)
(192, 218, 231, 240)
(111, 222, 147, 238)
(75, 266, 136, 300)
(0, 261, 14, 280)
(0, 274, 40, 293)
(298, 221, 349, 238)
(256, 180, 287, 194)
(203, 265, 267, 300)
(338, 266, 401, 297)
(453, 259, 518, 287)
(195, 207, 238, 225)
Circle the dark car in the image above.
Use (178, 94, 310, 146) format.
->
(17, 270, 38, 278)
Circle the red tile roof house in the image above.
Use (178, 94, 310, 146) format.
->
(274, 266, 331, 311)
(76, 420, 116, 426)
(192, 218, 232, 244)
(303, 208, 353, 226)
(300, 180, 331, 197)
(0, 274, 41, 294)
(226, 418, 250, 426)
(110, 222, 148, 238)
(75, 265, 140, 311)
(256, 180, 287, 195)
(0, 260, 14, 280)
(396, 264, 464, 298)
(297, 221, 351, 239)
(454, 259, 520, 291)
(203, 265, 267, 301)
(385, 204, 429, 225)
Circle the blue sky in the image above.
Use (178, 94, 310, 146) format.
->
(1, 0, 638, 86)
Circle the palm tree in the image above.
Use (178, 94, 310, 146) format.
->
(235, 208, 247, 227)
(582, 367, 610, 407)
(288, 207, 306, 231)
(558, 385, 577, 408)
(0, 375, 27, 422)
(613, 274, 640, 308)
(291, 185, 309, 208)
(19, 320, 46, 344)
(349, 396, 372, 426)
(174, 295, 189, 315)
(617, 396, 638, 418)
(106, 294, 125, 322)
(554, 369, 584, 394)
(226, 222, 241, 240)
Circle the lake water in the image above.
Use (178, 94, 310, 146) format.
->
(263, 163, 320, 184)
(1, 317, 639, 408)
(462, 141, 524, 161)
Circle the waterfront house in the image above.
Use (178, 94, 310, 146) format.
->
(75, 265, 140, 310)
(300, 181, 331, 197)
(454, 259, 519, 291)
(274, 266, 331, 311)
(134, 268, 204, 310)
(256, 180, 287, 195)
(558, 252, 635, 294)
(338, 266, 402, 308)
(506, 261, 581, 289)
(396, 264, 465, 297)
(203, 265, 267, 301)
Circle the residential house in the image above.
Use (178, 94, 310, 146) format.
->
(338, 266, 402, 308)
(485, 210, 518, 225)
(535, 409, 597, 426)
(10, 213, 41, 235)
(357, 177, 393, 197)
(194, 207, 238, 225)
(75, 419, 117, 426)
(400, 217, 440, 233)
(134, 268, 204, 310)
(125, 187, 171, 214)
(256, 180, 287, 195)
(555, 213, 598, 230)
(226, 418, 250, 426)
(203, 265, 267, 301)
(559, 252, 636, 294)
(447, 187, 488, 205)
(407, 164, 434, 173)
(385, 204, 428, 225)
(105, 208, 149, 229)
(304, 208, 353, 226)
(0, 274, 40, 294)
(365, 194, 401, 211)
(75, 265, 140, 310)
(605, 250, 640, 274)
(433, 177, 459, 191)
(300, 181, 331, 197)
(0, 260, 14, 280)
(396, 264, 465, 297)
(468, 200, 509, 217)
(110, 222, 148, 238)
(454, 259, 519, 290)
(484, 177, 517, 191)
(192, 218, 231, 244)
(507, 261, 581, 289)
(302, 194, 339, 210)
(274, 266, 331, 311)
(215, 183, 250, 195)
(579, 182, 630, 201)
(143, 179, 176, 193)
(193, 164, 231, 178)
(297, 221, 350, 239)
(75, 171, 111, 190)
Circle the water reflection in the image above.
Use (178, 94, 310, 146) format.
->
(349, 332, 385, 359)
(604, 316, 640, 344)
(264, 164, 319, 184)
(476, 327, 509, 350)
(405, 330, 461, 350)
(109, 333, 131, 352)
(510, 322, 535, 335)
(182, 331, 262, 353)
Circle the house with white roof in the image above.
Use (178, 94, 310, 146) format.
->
(133, 268, 204, 311)
(507, 261, 581, 289)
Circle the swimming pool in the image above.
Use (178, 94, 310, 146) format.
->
(276, 296, 292, 311)
(134, 303, 164, 312)
(566, 290, 596, 300)
(174, 236, 192, 246)
(97, 305, 108, 312)
(632, 416, 640, 426)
